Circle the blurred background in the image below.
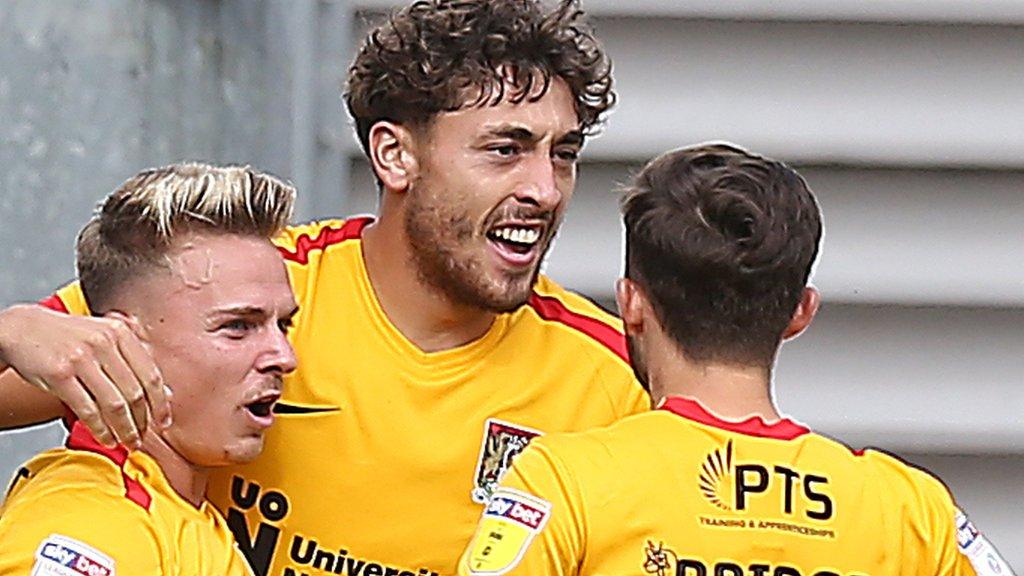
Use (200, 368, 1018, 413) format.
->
(1, 0, 1021, 566)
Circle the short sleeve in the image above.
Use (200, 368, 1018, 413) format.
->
(907, 467, 1014, 575)
(0, 485, 165, 575)
(458, 440, 585, 576)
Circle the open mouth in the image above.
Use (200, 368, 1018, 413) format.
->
(486, 224, 543, 259)
(244, 391, 281, 423)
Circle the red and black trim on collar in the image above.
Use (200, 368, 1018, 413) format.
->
(65, 421, 153, 510)
(660, 396, 809, 440)
(278, 217, 373, 265)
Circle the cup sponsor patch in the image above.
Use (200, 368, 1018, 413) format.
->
(32, 534, 115, 576)
(463, 488, 552, 575)
(955, 509, 1013, 576)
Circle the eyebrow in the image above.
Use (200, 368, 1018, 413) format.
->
(211, 306, 265, 317)
(210, 305, 300, 320)
(558, 130, 584, 147)
(485, 125, 538, 143)
(482, 125, 585, 147)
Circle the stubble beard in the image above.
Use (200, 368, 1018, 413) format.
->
(404, 189, 546, 314)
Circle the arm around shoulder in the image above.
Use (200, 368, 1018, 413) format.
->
(0, 297, 169, 447)
(0, 305, 66, 429)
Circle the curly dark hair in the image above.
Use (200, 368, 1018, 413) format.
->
(345, 0, 615, 155)
(623, 144, 823, 368)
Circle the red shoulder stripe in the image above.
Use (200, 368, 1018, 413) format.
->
(278, 217, 374, 264)
(65, 421, 153, 510)
(527, 292, 629, 363)
(38, 294, 69, 314)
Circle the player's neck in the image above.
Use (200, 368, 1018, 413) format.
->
(361, 217, 496, 353)
(651, 355, 779, 423)
(141, 432, 208, 508)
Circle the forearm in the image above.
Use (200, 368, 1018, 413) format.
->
(0, 304, 30, 373)
(0, 369, 63, 429)
(0, 300, 168, 445)
(0, 304, 72, 429)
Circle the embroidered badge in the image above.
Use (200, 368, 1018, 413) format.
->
(471, 419, 542, 504)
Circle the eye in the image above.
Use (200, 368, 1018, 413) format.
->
(554, 148, 580, 165)
(277, 318, 294, 333)
(489, 143, 520, 158)
(218, 319, 257, 338)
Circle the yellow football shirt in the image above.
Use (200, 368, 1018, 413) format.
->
(43, 217, 650, 576)
(459, 396, 1013, 576)
(0, 422, 252, 576)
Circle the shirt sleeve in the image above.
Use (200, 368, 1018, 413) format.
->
(909, 467, 1015, 575)
(458, 440, 585, 576)
(0, 483, 166, 575)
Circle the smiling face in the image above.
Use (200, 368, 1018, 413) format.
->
(402, 78, 582, 312)
(125, 231, 298, 467)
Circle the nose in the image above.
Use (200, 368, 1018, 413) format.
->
(258, 326, 298, 376)
(514, 153, 564, 212)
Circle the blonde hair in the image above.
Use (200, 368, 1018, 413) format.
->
(77, 162, 296, 312)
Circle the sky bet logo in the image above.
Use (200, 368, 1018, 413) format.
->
(699, 440, 833, 520)
(486, 493, 549, 530)
(34, 535, 115, 576)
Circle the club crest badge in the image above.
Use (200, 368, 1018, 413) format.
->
(471, 419, 542, 504)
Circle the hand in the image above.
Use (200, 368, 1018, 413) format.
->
(0, 304, 170, 448)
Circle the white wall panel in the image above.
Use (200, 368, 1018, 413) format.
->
(775, 303, 1024, 454)
(597, 18, 1024, 167)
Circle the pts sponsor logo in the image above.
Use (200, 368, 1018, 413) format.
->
(699, 441, 833, 521)
(643, 542, 865, 576)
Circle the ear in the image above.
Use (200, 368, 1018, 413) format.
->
(615, 278, 646, 335)
(782, 286, 820, 340)
(368, 121, 420, 194)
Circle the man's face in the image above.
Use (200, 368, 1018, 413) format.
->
(129, 232, 298, 468)
(403, 77, 583, 312)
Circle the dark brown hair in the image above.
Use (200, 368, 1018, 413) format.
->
(345, 0, 615, 154)
(622, 144, 823, 367)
